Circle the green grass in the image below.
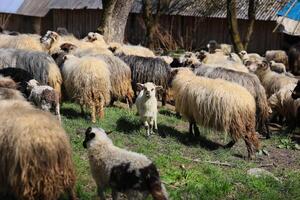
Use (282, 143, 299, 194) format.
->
(61, 102, 300, 200)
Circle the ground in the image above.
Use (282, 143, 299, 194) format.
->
(61, 102, 300, 200)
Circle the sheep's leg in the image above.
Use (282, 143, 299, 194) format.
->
(112, 190, 120, 200)
(67, 188, 77, 200)
(149, 120, 154, 135)
(224, 140, 236, 149)
(243, 134, 257, 160)
(80, 105, 85, 116)
(144, 121, 150, 137)
(97, 102, 105, 119)
(97, 187, 106, 200)
(55, 103, 61, 123)
(154, 115, 158, 131)
(189, 122, 194, 140)
(91, 105, 96, 123)
(193, 122, 200, 138)
(162, 90, 167, 106)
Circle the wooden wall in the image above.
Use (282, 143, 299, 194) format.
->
(1, 10, 285, 54)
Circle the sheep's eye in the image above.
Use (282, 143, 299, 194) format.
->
(151, 89, 154, 91)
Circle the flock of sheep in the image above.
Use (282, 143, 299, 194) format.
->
(0, 27, 299, 200)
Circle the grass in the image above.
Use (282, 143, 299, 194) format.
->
(61, 102, 300, 200)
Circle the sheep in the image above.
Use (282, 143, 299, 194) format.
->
(170, 68, 259, 159)
(61, 55, 111, 123)
(0, 99, 76, 200)
(0, 33, 45, 52)
(0, 76, 17, 89)
(288, 43, 300, 75)
(83, 127, 168, 200)
(265, 50, 288, 69)
(109, 42, 156, 58)
(239, 50, 263, 63)
(41, 31, 112, 55)
(248, 60, 298, 97)
(82, 32, 109, 48)
(268, 83, 300, 133)
(270, 60, 286, 73)
(0, 48, 62, 97)
(136, 82, 163, 137)
(193, 65, 271, 138)
(0, 67, 34, 97)
(201, 51, 249, 73)
(0, 87, 25, 101)
(118, 54, 171, 106)
(27, 79, 61, 122)
(292, 80, 300, 99)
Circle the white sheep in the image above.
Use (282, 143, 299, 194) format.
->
(83, 127, 168, 200)
(27, 79, 61, 122)
(135, 82, 162, 137)
(270, 60, 286, 73)
(239, 50, 263, 63)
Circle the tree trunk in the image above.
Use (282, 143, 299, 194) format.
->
(98, 0, 134, 43)
(226, 0, 244, 53)
(244, 0, 256, 50)
(143, 0, 161, 49)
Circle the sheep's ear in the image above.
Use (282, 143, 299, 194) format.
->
(89, 132, 95, 139)
(155, 85, 163, 91)
(85, 127, 92, 135)
(136, 83, 144, 90)
(51, 32, 59, 40)
(63, 55, 68, 61)
(108, 46, 117, 53)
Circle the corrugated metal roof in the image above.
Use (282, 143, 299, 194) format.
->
(0, 0, 290, 20)
(49, 0, 102, 9)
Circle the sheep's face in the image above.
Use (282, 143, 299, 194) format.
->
(292, 80, 300, 99)
(83, 127, 112, 148)
(239, 50, 247, 58)
(137, 82, 163, 99)
(60, 43, 77, 53)
(86, 32, 98, 42)
(26, 79, 39, 91)
(40, 31, 59, 49)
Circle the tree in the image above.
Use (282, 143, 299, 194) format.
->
(226, 0, 257, 52)
(97, 0, 135, 43)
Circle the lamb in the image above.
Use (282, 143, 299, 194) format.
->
(193, 65, 271, 138)
(170, 68, 259, 159)
(248, 60, 298, 97)
(136, 82, 162, 137)
(61, 55, 111, 123)
(0, 67, 34, 97)
(118, 54, 171, 106)
(0, 48, 62, 97)
(268, 83, 300, 133)
(83, 127, 168, 200)
(109, 42, 156, 58)
(265, 50, 288, 68)
(270, 60, 286, 73)
(292, 80, 300, 99)
(0, 99, 76, 200)
(27, 79, 61, 122)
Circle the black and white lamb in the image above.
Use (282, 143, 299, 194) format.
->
(83, 127, 168, 200)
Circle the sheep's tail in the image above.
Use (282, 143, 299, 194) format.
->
(149, 180, 168, 200)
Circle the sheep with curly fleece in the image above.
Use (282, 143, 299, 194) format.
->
(136, 82, 163, 137)
(0, 48, 62, 97)
(170, 68, 259, 159)
(0, 99, 76, 200)
(193, 65, 271, 138)
(268, 83, 300, 133)
(83, 127, 168, 200)
(0, 33, 45, 51)
(248, 60, 298, 97)
(27, 79, 61, 122)
(118, 54, 171, 106)
(61, 55, 111, 122)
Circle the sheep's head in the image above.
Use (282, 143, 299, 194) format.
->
(137, 82, 163, 99)
(239, 50, 248, 58)
(207, 40, 220, 53)
(292, 80, 300, 99)
(40, 31, 59, 49)
(27, 79, 39, 91)
(83, 127, 112, 148)
(60, 43, 77, 53)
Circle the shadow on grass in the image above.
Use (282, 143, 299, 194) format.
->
(116, 116, 141, 134)
(61, 107, 83, 119)
(159, 109, 181, 119)
(159, 124, 222, 150)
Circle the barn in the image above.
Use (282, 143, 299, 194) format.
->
(0, 0, 292, 53)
